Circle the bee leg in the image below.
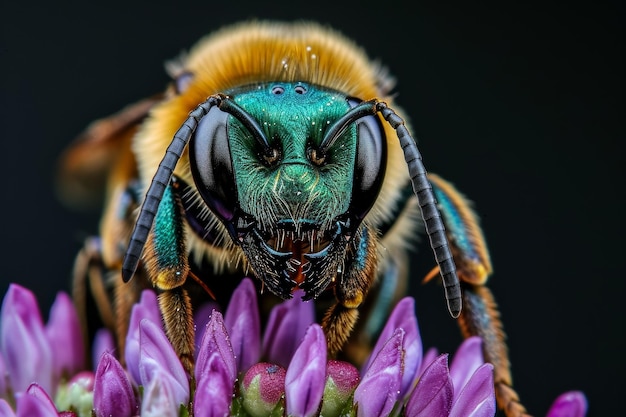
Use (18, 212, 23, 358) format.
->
(158, 287, 195, 380)
(459, 283, 530, 417)
(428, 174, 530, 417)
(142, 183, 195, 377)
(71, 237, 115, 366)
(112, 270, 141, 365)
(322, 226, 378, 357)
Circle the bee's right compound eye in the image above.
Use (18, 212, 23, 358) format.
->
(189, 105, 237, 223)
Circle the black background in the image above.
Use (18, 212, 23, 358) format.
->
(1, 1, 623, 416)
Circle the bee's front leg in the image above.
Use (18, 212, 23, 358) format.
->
(142, 183, 195, 377)
(322, 226, 378, 357)
(429, 173, 530, 417)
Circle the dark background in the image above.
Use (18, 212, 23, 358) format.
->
(1, 1, 622, 415)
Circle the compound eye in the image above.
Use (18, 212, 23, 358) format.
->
(189, 105, 237, 222)
(348, 99, 387, 221)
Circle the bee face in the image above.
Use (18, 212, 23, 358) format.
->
(186, 81, 387, 299)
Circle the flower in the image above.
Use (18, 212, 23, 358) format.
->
(0, 281, 588, 417)
(362, 297, 422, 400)
(0, 284, 54, 395)
(223, 278, 261, 373)
(45, 292, 84, 382)
(320, 360, 360, 416)
(125, 289, 161, 385)
(241, 363, 287, 416)
(546, 391, 588, 417)
(284, 324, 327, 417)
(354, 328, 405, 417)
(194, 310, 237, 417)
(93, 352, 137, 417)
(138, 319, 190, 411)
(262, 289, 315, 368)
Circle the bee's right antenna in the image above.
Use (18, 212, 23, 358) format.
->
(121, 95, 222, 283)
(376, 101, 462, 318)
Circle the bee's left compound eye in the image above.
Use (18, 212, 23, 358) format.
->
(189, 105, 237, 223)
(349, 103, 387, 222)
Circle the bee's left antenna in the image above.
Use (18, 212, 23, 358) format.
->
(121, 95, 222, 282)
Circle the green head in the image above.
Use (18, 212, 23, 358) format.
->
(188, 82, 387, 298)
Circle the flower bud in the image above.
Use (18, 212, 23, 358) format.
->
(241, 362, 286, 417)
(93, 352, 137, 417)
(320, 360, 359, 417)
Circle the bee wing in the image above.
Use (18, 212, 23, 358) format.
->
(56, 94, 163, 209)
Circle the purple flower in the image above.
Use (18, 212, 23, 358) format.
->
(263, 290, 315, 368)
(449, 336, 485, 397)
(285, 324, 327, 417)
(0, 354, 6, 399)
(241, 362, 287, 417)
(138, 319, 189, 409)
(0, 281, 588, 417)
(16, 383, 60, 417)
(194, 310, 237, 417)
(45, 292, 85, 381)
(546, 391, 588, 417)
(449, 362, 496, 417)
(93, 352, 137, 417)
(406, 338, 495, 417)
(0, 284, 53, 395)
(92, 328, 115, 368)
(0, 399, 15, 417)
(405, 354, 454, 416)
(125, 290, 161, 385)
(193, 301, 221, 353)
(363, 297, 422, 399)
(140, 370, 179, 417)
(223, 277, 261, 373)
(354, 328, 404, 417)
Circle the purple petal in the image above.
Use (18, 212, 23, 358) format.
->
(224, 278, 261, 373)
(263, 291, 315, 368)
(418, 347, 440, 378)
(449, 336, 484, 397)
(354, 328, 404, 417)
(19, 383, 59, 417)
(0, 284, 53, 394)
(193, 301, 221, 354)
(139, 319, 189, 408)
(92, 328, 116, 367)
(124, 290, 161, 385)
(193, 352, 234, 417)
(141, 370, 179, 417)
(449, 363, 496, 417)
(194, 310, 237, 416)
(405, 354, 453, 417)
(285, 324, 327, 417)
(546, 391, 588, 417)
(0, 399, 16, 417)
(93, 352, 137, 417)
(0, 354, 6, 398)
(45, 292, 85, 379)
(362, 297, 422, 398)
(195, 310, 237, 384)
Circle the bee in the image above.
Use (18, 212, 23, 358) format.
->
(58, 21, 529, 417)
